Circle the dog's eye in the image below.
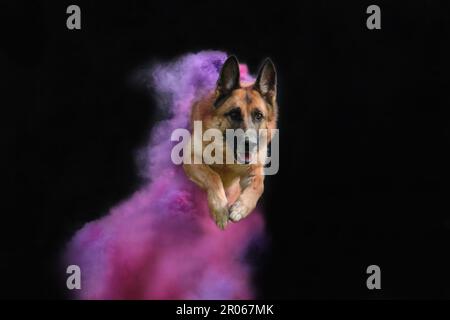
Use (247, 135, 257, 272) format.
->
(227, 109, 242, 121)
(254, 111, 264, 121)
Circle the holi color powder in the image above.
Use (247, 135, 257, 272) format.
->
(64, 51, 265, 299)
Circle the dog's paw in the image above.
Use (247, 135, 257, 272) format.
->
(214, 208, 229, 230)
(229, 200, 248, 222)
(208, 193, 229, 230)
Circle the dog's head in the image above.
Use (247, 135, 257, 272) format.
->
(212, 56, 278, 164)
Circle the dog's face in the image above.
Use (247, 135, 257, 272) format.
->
(212, 56, 278, 164)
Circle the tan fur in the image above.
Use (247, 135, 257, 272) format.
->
(183, 58, 278, 229)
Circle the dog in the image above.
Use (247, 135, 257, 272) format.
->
(183, 56, 278, 229)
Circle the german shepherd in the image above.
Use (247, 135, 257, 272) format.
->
(183, 56, 278, 229)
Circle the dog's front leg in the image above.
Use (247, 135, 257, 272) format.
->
(229, 166, 265, 222)
(183, 163, 229, 229)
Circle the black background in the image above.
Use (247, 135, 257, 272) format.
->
(3, 0, 450, 299)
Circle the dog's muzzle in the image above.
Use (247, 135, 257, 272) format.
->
(232, 131, 258, 164)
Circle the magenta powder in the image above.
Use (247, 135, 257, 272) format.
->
(64, 51, 265, 299)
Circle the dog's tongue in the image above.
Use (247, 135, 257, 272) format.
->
(243, 151, 252, 163)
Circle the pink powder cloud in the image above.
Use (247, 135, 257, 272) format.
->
(64, 51, 265, 299)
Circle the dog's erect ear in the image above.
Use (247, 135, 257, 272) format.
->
(214, 55, 240, 107)
(254, 58, 277, 105)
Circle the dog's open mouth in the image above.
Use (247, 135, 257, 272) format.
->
(242, 151, 251, 164)
(228, 135, 259, 165)
(234, 148, 254, 165)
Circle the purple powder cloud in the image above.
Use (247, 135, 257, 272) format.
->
(64, 51, 265, 299)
